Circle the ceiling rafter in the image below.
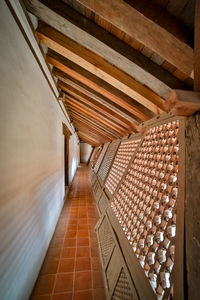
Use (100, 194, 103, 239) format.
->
(76, 0, 194, 77)
(52, 63, 151, 122)
(72, 118, 114, 141)
(65, 99, 127, 136)
(77, 131, 101, 146)
(35, 22, 164, 113)
(66, 107, 122, 139)
(66, 96, 129, 135)
(68, 110, 119, 140)
(73, 120, 111, 143)
(53, 67, 144, 124)
(25, 0, 190, 93)
(59, 81, 135, 131)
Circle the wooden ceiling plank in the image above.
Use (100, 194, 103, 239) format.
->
(25, 0, 190, 96)
(54, 68, 143, 124)
(65, 100, 126, 135)
(35, 23, 164, 113)
(69, 110, 119, 139)
(76, 0, 193, 77)
(58, 80, 134, 131)
(194, 0, 200, 92)
(52, 65, 151, 122)
(66, 108, 122, 139)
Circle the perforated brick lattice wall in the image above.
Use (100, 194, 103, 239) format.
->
(105, 139, 141, 195)
(112, 268, 133, 300)
(98, 217, 115, 266)
(111, 121, 179, 299)
(98, 140, 120, 183)
(94, 142, 109, 173)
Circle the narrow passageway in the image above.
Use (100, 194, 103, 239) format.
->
(31, 164, 106, 300)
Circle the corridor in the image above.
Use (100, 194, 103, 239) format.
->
(31, 164, 106, 300)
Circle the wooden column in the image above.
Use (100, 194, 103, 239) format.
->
(194, 0, 200, 92)
(185, 112, 200, 300)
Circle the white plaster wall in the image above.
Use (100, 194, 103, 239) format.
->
(80, 143, 93, 163)
(0, 2, 79, 300)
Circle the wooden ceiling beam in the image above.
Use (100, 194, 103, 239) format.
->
(73, 121, 111, 143)
(24, 0, 189, 97)
(72, 118, 113, 141)
(77, 131, 101, 146)
(68, 110, 119, 140)
(53, 68, 143, 124)
(35, 22, 164, 113)
(76, 0, 194, 78)
(65, 100, 126, 136)
(66, 107, 122, 139)
(66, 96, 129, 135)
(58, 80, 135, 131)
(63, 91, 129, 135)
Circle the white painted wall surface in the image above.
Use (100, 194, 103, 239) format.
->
(80, 143, 93, 163)
(0, 2, 79, 300)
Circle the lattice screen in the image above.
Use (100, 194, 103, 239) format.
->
(98, 217, 115, 266)
(105, 138, 141, 195)
(112, 268, 134, 300)
(98, 140, 120, 183)
(111, 120, 180, 299)
(94, 142, 109, 173)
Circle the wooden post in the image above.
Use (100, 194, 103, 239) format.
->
(194, 0, 200, 92)
(185, 112, 200, 300)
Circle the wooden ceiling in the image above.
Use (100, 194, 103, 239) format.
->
(23, 0, 196, 146)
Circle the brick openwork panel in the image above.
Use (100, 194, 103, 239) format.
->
(94, 142, 109, 173)
(105, 138, 141, 195)
(98, 140, 120, 183)
(111, 120, 181, 299)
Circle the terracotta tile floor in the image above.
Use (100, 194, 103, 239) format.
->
(31, 164, 106, 300)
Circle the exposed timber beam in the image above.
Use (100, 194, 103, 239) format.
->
(164, 90, 200, 116)
(76, 0, 194, 78)
(66, 108, 122, 139)
(73, 121, 111, 143)
(69, 110, 119, 140)
(78, 131, 101, 146)
(72, 118, 113, 141)
(53, 68, 143, 124)
(123, 0, 193, 45)
(35, 23, 164, 113)
(66, 94, 129, 135)
(24, 0, 190, 96)
(58, 80, 136, 131)
(65, 99, 126, 136)
(194, 0, 200, 92)
(52, 64, 151, 122)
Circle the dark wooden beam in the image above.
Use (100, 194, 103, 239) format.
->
(76, 0, 193, 77)
(53, 68, 144, 123)
(194, 0, 200, 92)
